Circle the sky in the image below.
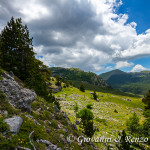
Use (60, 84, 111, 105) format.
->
(0, 0, 150, 74)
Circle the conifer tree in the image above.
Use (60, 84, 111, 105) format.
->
(93, 91, 97, 100)
(80, 84, 85, 92)
(0, 17, 35, 80)
(0, 17, 49, 99)
(77, 108, 95, 137)
(142, 90, 150, 111)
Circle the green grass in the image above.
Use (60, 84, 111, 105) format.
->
(55, 87, 145, 149)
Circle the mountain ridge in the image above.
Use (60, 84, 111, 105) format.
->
(100, 69, 150, 95)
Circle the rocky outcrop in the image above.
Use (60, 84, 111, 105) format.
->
(0, 72, 37, 112)
(37, 139, 62, 150)
(48, 86, 62, 93)
(4, 116, 23, 134)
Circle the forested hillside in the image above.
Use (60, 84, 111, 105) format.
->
(100, 69, 150, 95)
(50, 67, 110, 90)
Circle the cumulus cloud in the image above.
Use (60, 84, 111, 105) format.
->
(0, 0, 150, 72)
(115, 61, 134, 69)
(131, 64, 147, 72)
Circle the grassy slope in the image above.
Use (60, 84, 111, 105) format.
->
(0, 92, 94, 150)
(55, 87, 145, 149)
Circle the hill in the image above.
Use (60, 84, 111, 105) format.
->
(0, 70, 98, 150)
(100, 69, 150, 95)
(50, 67, 110, 91)
(55, 86, 147, 149)
(100, 69, 126, 81)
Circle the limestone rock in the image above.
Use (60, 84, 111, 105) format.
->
(0, 72, 37, 112)
(4, 116, 23, 134)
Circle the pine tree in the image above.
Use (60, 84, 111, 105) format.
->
(0, 17, 49, 99)
(126, 112, 140, 134)
(80, 84, 85, 92)
(77, 108, 95, 137)
(116, 130, 131, 150)
(73, 102, 79, 124)
(93, 91, 97, 100)
(0, 17, 35, 80)
(142, 90, 150, 111)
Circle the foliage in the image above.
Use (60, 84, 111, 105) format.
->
(93, 91, 97, 100)
(0, 118, 9, 132)
(73, 102, 79, 123)
(55, 75, 61, 86)
(0, 17, 49, 99)
(48, 90, 61, 110)
(142, 90, 150, 111)
(80, 84, 85, 92)
(0, 17, 34, 80)
(50, 67, 109, 90)
(116, 130, 131, 150)
(77, 108, 95, 137)
(100, 69, 150, 95)
(143, 109, 150, 118)
(126, 112, 140, 134)
(114, 109, 118, 113)
(142, 118, 150, 136)
(86, 103, 93, 110)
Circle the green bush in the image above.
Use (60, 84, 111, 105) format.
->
(51, 120, 58, 128)
(80, 84, 85, 92)
(0, 118, 9, 132)
(77, 108, 95, 137)
(126, 112, 140, 134)
(114, 109, 118, 113)
(86, 103, 93, 110)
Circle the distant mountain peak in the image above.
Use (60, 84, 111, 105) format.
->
(99, 69, 126, 80)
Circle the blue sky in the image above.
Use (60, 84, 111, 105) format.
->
(0, 0, 150, 74)
(101, 0, 150, 74)
(118, 0, 150, 34)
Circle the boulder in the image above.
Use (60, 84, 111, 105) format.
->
(4, 116, 23, 134)
(0, 72, 37, 113)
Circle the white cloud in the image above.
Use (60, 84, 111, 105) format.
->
(131, 64, 147, 72)
(115, 61, 134, 69)
(0, 0, 150, 72)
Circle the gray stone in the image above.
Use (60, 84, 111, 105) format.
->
(126, 99, 131, 101)
(47, 144, 57, 150)
(3, 111, 8, 117)
(0, 72, 37, 112)
(4, 116, 23, 134)
(54, 105, 60, 112)
(39, 139, 51, 145)
(9, 71, 14, 78)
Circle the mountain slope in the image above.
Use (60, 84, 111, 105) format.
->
(55, 86, 145, 149)
(50, 67, 110, 90)
(100, 69, 126, 81)
(0, 70, 98, 150)
(100, 69, 150, 95)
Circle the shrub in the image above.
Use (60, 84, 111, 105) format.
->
(93, 91, 97, 100)
(80, 84, 85, 92)
(0, 118, 9, 132)
(77, 108, 95, 137)
(126, 112, 140, 134)
(86, 104, 93, 110)
(51, 120, 58, 128)
(114, 109, 118, 113)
